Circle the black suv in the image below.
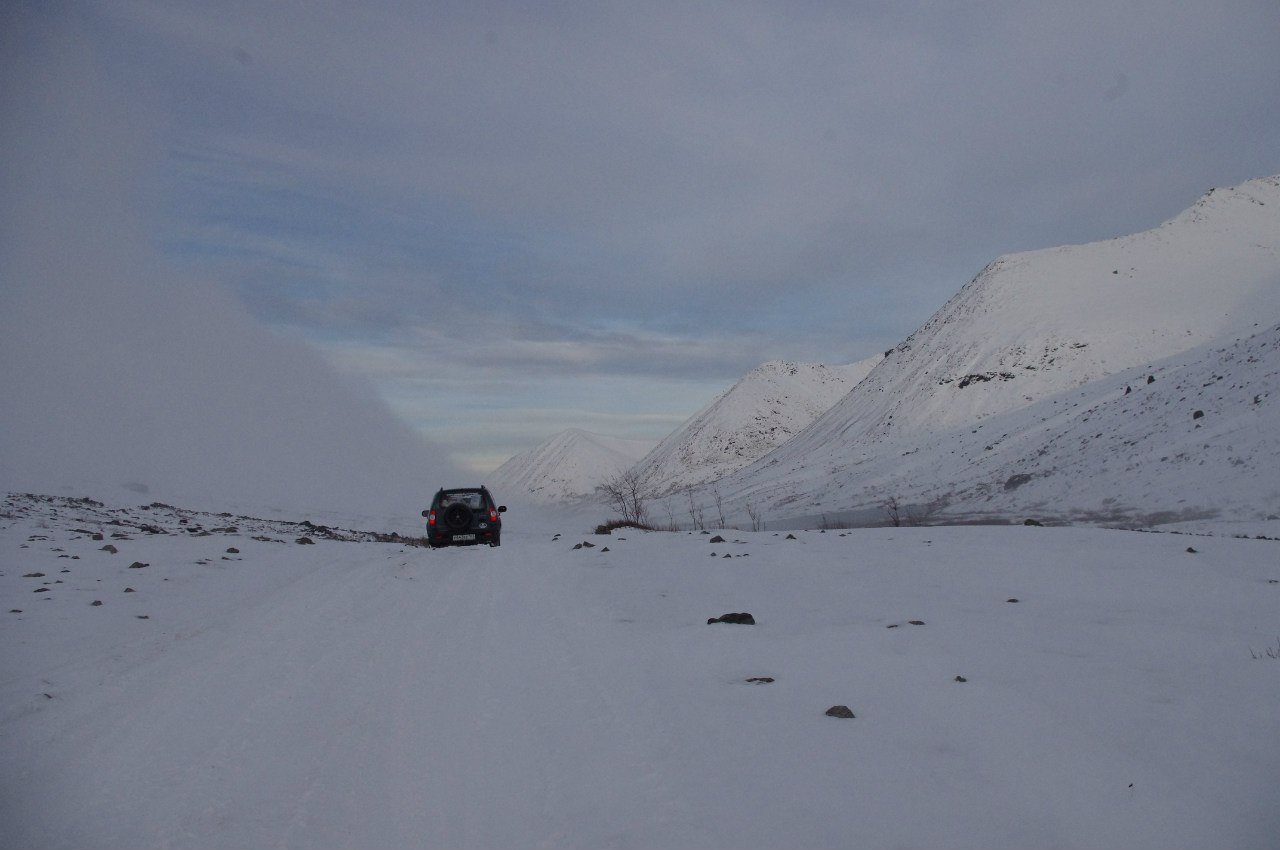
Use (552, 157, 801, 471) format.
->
(423, 487, 506, 547)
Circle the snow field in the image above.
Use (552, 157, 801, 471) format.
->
(3, 498, 1279, 848)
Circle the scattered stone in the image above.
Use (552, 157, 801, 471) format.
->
(226, 547, 240, 554)
(1007, 598, 1019, 603)
(1147, 375, 1155, 384)
(886, 623, 900, 629)
(954, 675, 968, 683)
(295, 537, 315, 545)
(572, 543, 583, 550)
(1186, 547, 1198, 553)
(90, 600, 103, 607)
(124, 587, 135, 593)
(1023, 518, 1043, 527)
(1192, 410, 1204, 420)
(10, 609, 22, 614)
(746, 677, 775, 684)
(22, 572, 45, 578)
(707, 612, 755, 625)
(825, 705, 855, 719)
(785, 534, 797, 540)
(580, 540, 595, 548)
(128, 562, 149, 569)
(1004, 473, 1033, 492)
(908, 620, 925, 626)
(91, 533, 104, 541)
(33, 588, 50, 593)
(101, 545, 118, 554)
(600, 547, 610, 553)
(136, 615, 150, 620)
(709, 535, 726, 544)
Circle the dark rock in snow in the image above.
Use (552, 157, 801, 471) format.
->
(226, 547, 240, 554)
(825, 705, 855, 719)
(22, 572, 45, 578)
(128, 562, 149, 569)
(101, 545, 118, 554)
(124, 587, 135, 593)
(908, 620, 925, 626)
(706, 611, 752, 624)
(1186, 547, 1198, 553)
(295, 537, 315, 545)
(745, 677, 775, 684)
(90, 600, 103, 607)
(785, 533, 797, 540)
(709, 535, 726, 543)
(1007, 598, 1020, 603)
(1004, 473, 1033, 491)
(1023, 518, 1043, 526)
(954, 675, 968, 683)
(1192, 410, 1205, 420)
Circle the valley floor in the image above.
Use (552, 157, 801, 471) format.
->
(2, 495, 1278, 849)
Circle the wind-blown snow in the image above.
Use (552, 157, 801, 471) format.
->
(488, 428, 656, 504)
(3, 494, 1278, 849)
(0, 17, 458, 527)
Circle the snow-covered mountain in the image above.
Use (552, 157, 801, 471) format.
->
(630, 357, 881, 497)
(488, 428, 655, 503)
(715, 321, 1280, 530)
(683, 176, 1280, 529)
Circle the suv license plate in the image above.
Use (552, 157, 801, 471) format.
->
(454, 534, 476, 542)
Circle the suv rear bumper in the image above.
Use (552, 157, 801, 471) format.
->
(429, 529, 500, 547)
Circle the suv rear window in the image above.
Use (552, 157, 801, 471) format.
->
(440, 491, 486, 509)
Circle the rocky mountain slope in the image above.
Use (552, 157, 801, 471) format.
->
(630, 357, 881, 497)
(488, 428, 655, 503)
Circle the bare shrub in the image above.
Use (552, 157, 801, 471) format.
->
(596, 468, 654, 526)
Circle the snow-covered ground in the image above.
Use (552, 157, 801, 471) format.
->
(4, 493, 1278, 849)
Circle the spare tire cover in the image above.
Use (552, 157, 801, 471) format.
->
(443, 502, 473, 530)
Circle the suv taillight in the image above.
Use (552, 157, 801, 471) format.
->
(489, 508, 499, 522)
(427, 510, 437, 526)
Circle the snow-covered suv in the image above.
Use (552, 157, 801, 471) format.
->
(423, 487, 506, 548)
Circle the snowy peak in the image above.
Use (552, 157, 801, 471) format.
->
(488, 428, 654, 503)
(693, 175, 1280, 529)
(782, 175, 1280, 457)
(633, 356, 880, 496)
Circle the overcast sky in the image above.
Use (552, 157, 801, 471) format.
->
(6, 1, 1280, 473)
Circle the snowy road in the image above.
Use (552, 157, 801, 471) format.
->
(4, 497, 1280, 848)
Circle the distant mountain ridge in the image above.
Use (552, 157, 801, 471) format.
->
(630, 356, 881, 497)
(488, 428, 654, 504)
